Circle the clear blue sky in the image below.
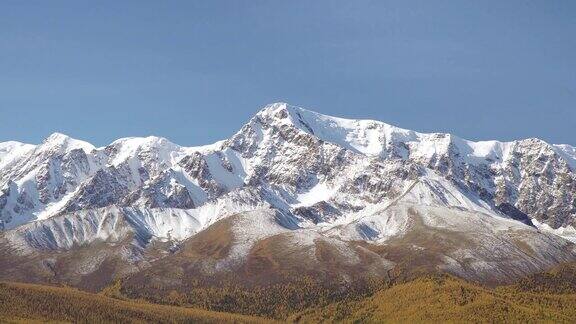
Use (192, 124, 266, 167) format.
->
(1, 1, 575, 146)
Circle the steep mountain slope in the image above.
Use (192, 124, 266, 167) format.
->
(0, 103, 575, 289)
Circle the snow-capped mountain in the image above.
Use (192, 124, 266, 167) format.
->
(1, 103, 575, 286)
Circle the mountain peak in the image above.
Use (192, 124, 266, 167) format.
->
(105, 135, 183, 167)
(257, 102, 290, 114)
(45, 132, 71, 142)
(110, 135, 174, 147)
(251, 102, 416, 156)
(42, 132, 95, 153)
(255, 102, 303, 122)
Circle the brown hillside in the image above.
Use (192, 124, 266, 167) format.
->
(291, 275, 576, 323)
(0, 281, 272, 323)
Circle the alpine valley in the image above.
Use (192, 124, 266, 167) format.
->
(2, 103, 576, 322)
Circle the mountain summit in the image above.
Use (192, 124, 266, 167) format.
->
(0, 103, 575, 288)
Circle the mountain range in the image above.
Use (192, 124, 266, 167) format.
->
(1, 103, 576, 307)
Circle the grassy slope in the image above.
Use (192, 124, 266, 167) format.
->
(0, 281, 272, 323)
(291, 275, 576, 323)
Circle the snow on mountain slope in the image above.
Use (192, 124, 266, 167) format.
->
(1, 102, 575, 252)
(554, 144, 576, 171)
(0, 141, 36, 170)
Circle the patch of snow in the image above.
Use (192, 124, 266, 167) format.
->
(457, 138, 515, 165)
(169, 166, 208, 205)
(293, 181, 338, 207)
(531, 218, 576, 243)
(553, 144, 576, 171)
(204, 152, 245, 190)
(35, 189, 78, 220)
